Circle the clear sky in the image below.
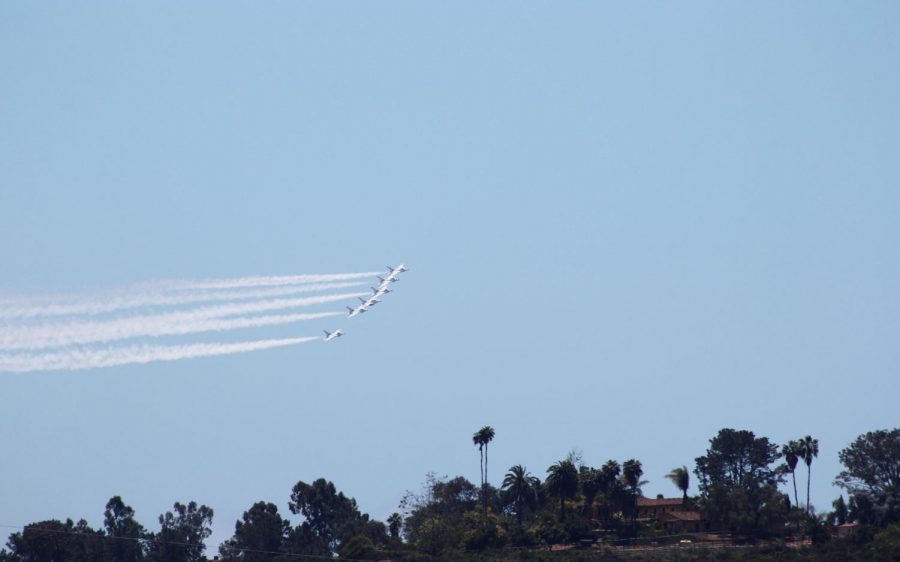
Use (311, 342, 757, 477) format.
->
(1, 1, 898, 552)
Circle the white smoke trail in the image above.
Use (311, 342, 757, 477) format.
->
(0, 281, 368, 319)
(0, 292, 367, 351)
(0, 336, 319, 373)
(161, 272, 381, 290)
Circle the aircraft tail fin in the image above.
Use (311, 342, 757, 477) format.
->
(323, 330, 330, 337)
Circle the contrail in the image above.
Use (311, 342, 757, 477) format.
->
(0, 311, 341, 351)
(0, 336, 319, 373)
(160, 272, 381, 290)
(0, 292, 367, 351)
(0, 281, 368, 319)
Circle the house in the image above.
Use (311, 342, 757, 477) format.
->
(636, 496, 685, 519)
(636, 495, 707, 533)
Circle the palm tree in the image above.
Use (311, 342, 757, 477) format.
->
(597, 460, 621, 521)
(622, 459, 644, 523)
(386, 513, 403, 539)
(472, 429, 485, 505)
(665, 466, 690, 500)
(781, 441, 801, 509)
(800, 435, 819, 513)
(546, 459, 578, 519)
(579, 467, 601, 518)
(501, 465, 540, 525)
(473, 425, 495, 516)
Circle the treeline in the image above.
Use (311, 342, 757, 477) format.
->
(1, 427, 898, 561)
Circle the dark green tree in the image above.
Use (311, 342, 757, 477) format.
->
(831, 495, 848, 526)
(219, 501, 289, 562)
(5, 519, 104, 562)
(386, 513, 402, 540)
(289, 479, 374, 556)
(400, 474, 477, 555)
(501, 465, 540, 525)
(338, 536, 378, 560)
(146, 502, 213, 562)
(694, 428, 787, 537)
(546, 459, 578, 519)
(104, 496, 146, 562)
(621, 459, 645, 522)
(836, 428, 900, 526)
(597, 460, 621, 522)
(578, 467, 601, 518)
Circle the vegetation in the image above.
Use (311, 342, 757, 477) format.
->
(1, 427, 898, 561)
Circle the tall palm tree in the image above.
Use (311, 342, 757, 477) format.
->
(546, 459, 578, 519)
(579, 467, 601, 518)
(473, 426, 495, 516)
(597, 460, 621, 521)
(472, 429, 484, 504)
(665, 466, 690, 500)
(781, 441, 801, 509)
(800, 435, 819, 513)
(502, 465, 540, 525)
(622, 459, 644, 523)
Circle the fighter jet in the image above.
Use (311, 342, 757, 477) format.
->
(370, 286, 391, 297)
(346, 305, 366, 318)
(359, 296, 381, 308)
(386, 264, 408, 274)
(376, 274, 399, 290)
(323, 329, 344, 341)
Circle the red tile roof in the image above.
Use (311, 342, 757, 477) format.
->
(662, 510, 701, 521)
(636, 497, 684, 507)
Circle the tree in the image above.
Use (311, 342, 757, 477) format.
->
(545, 460, 578, 519)
(578, 467, 601, 518)
(835, 428, 900, 526)
(104, 496, 146, 562)
(400, 474, 477, 555)
(338, 536, 378, 560)
(621, 459, 645, 522)
(831, 496, 848, 526)
(799, 435, 819, 513)
(219, 502, 289, 562)
(694, 429, 782, 494)
(386, 513, 402, 540)
(501, 465, 540, 525)
(694, 428, 787, 537)
(289, 479, 373, 556)
(5, 519, 104, 562)
(597, 460, 621, 522)
(782, 441, 802, 509)
(472, 429, 485, 513)
(146, 501, 213, 562)
(665, 466, 690, 500)
(472, 426, 495, 516)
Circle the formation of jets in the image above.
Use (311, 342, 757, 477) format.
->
(324, 263, 408, 341)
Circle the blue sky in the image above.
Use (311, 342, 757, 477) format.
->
(1, 1, 898, 551)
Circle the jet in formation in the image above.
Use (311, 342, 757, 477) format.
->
(323, 329, 344, 341)
(343, 263, 408, 324)
(370, 286, 391, 298)
(346, 304, 366, 318)
(376, 263, 408, 291)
